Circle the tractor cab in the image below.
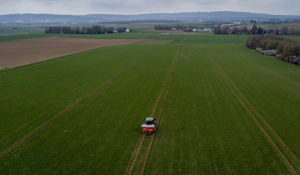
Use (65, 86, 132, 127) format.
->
(141, 117, 156, 134)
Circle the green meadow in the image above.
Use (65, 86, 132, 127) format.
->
(0, 33, 299, 174)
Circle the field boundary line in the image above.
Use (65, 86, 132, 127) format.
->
(243, 55, 300, 88)
(233, 48, 300, 165)
(139, 46, 180, 175)
(223, 45, 300, 88)
(0, 36, 55, 44)
(0, 49, 101, 80)
(0, 50, 109, 104)
(125, 46, 180, 175)
(0, 60, 140, 161)
(210, 57, 298, 175)
(0, 38, 143, 68)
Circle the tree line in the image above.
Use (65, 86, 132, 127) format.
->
(45, 26, 129, 34)
(154, 25, 200, 32)
(246, 35, 300, 57)
(214, 25, 300, 35)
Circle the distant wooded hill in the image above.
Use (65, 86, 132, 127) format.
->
(1, 11, 300, 24)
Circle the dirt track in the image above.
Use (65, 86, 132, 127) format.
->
(0, 37, 142, 68)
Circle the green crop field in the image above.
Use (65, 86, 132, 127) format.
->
(0, 33, 299, 175)
(0, 25, 44, 35)
(0, 33, 49, 42)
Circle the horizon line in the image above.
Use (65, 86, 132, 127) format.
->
(1, 10, 300, 16)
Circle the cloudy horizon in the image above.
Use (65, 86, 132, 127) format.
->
(0, 0, 300, 16)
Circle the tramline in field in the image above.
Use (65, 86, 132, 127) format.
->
(0, 33, 299, 175)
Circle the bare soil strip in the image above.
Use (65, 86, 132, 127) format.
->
(0, 61, 139, 161)
(210, 57, 298, 175)
(0, 37, 142, 68)
(125, 46, 180, 175)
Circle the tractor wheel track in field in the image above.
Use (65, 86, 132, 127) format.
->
(210, 57, 299, 175)
(0, 51, 102, 104)
(139, 54, 178, 175)
(0, 60, 140, 161)
(220, 59, 300, 166)
(125, 46, 180, 175)
(0, 68, 85, 104)
(222, 45, 300, 88)
(215, 56, 300, 166)
(231, 49, 300, 166)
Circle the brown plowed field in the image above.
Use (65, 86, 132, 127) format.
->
(0, 37, 142, 68)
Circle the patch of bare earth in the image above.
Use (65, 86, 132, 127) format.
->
(0, 37, 142, 68)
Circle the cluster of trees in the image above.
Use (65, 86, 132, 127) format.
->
(214, 25, 266, 35)
(214, 25, 300, 35)
(278, 27, 300, 35)
(260, 20, 300, 25)
(246, 35, 300, 57)
(116, 27, 128, 33)
(154, 25, 173, 30)
(154, 25, 199, 32)
(45, 26, 129, 34)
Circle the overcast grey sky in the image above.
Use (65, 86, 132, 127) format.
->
(1, 0, 300, 15)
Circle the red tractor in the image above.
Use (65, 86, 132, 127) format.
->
(141, 117, 156, 134)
